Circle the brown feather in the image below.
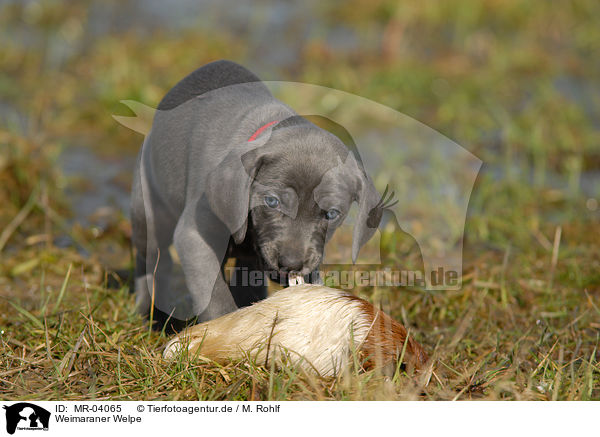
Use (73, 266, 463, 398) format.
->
(344, 295, 428, 373)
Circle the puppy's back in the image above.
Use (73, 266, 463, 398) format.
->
(158, 60, 263, 111)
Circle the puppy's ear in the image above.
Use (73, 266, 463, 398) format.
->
(350, 158, 385, 263)
(205, 143, 267, 244)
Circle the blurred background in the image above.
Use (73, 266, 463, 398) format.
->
(0, 0, 599, 400)
(1, 0, 598, 266)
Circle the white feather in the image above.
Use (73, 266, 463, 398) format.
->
(163, 284, 373, 377)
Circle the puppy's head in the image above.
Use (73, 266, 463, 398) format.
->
(246, 124, 383, 278)
(207, 118, 384, 280)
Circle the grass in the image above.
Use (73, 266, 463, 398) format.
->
(1, 221, 598, 400)
(1, 0, 599, 400)
(0, 252, 426, 401)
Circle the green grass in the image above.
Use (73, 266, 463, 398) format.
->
(1, 0, 599, 400)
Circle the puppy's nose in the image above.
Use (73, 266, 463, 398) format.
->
(278, 253, 304, 272)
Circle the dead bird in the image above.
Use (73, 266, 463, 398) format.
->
(163, 283, 428, 377)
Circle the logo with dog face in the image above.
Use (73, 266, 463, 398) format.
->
(2, 403, 50, 434)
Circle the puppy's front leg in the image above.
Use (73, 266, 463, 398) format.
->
(198, 269, 239, 322)
(173, 198, 238, 322)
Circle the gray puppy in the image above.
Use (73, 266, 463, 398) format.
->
(131, 60, 384, 331)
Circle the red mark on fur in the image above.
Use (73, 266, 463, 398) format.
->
(248, 121, 279, 142)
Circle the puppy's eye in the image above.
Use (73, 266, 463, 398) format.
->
(264, 196, 279, 208)
(326, 209, 341, 220)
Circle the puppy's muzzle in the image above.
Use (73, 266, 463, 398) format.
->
(277, 252, 304, 272)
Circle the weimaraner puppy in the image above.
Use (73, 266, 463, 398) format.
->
(131, 60, 385, 332)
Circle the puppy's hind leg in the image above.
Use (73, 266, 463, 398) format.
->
(131, 163, 177, 325)
(131, 162, 152, 315)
